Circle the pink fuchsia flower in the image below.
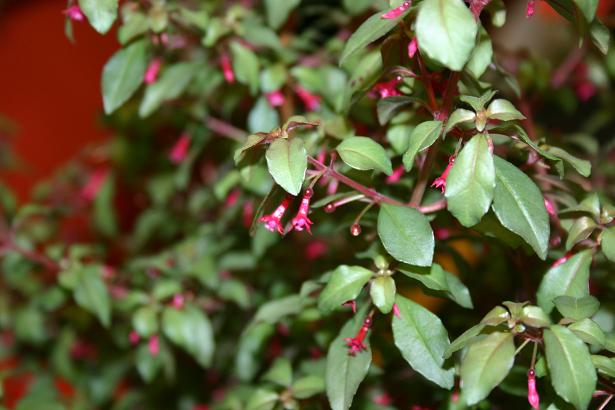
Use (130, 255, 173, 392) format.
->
(431, 156, 456, 193)
(148, 335, 160, 356)
(129, 331, 140, 346)
(292, 188, 314, 233)
(371, 77, 402, 99)
(81, 168, 109, 202)
(220, 53, 235, 83)
(527, 369, 540, 409)
(344, 316, 372, 355)
(386, 165, 405, 184)
(172, 294, 185, 309)
(63, 5, 85, 21)
(265, 90, 285, 107)
(407, 37, 418, 59)
(169, 133, 191, 164)
(469, 0, 491, 19)
(381, 1, 411, 19)
(144, 58, 162, 84)
(295, 86, 321, 111)
(526, 0, 536, 18)
(393, 303, 401, 318)
(259, 196, 292, 234)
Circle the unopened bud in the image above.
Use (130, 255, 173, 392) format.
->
(324, 203, 336, 213)
(350, 223, 361, 236)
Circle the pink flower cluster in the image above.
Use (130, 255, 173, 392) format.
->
(259, 189, 314, 234)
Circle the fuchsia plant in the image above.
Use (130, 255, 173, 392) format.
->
(2, 0, 615, 409)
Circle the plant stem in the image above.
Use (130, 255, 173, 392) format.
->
(597, 394, 613, 410)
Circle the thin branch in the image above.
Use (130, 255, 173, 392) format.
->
(204, 116, 246, 141)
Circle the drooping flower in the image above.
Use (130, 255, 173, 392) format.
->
(265, 90, 285, 107)
(63, 4, 85, 21)
(407, 37, 418, 59)
(295, 86, 321, 111)
(129, 331, 140, 346)
(169, 133, 191, 164)
(469, 0, 491, 19)
(148, 335, 159, 356)
(291, 188, 314, 233)
(526, 0, 536, 18)
(220, 53, 235, 83)
(344, 316, 372, 355)
(527, 369, 540, 409)
(431, 156, 456, 193)
(144, 58, 162, 84)
(259, 196, 292, 234)
(81, 168, 109, 202)
(371, 77, 402, 99)
(381, 1, 411, 19)
(386, 165, 405, 184)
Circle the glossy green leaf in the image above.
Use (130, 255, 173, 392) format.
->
(544, 325, 596, 410)
(565, 216, 597, 250)
(445, 323, 485, 358)
(601, 227, 615, 262)
(537, 249, 592, 313)
(569, 318, 605, 347)
(262, 357, 292, 387)
(398, 263, 473, 308)
(574, 0, 599, 21)
(337, 137, 393, 175)
(466, 35, 493, 79)
(377, 204, 434, 267)
(246, 389, 279, 410)
(553, 295, 600, 321)
(370, 276, 396, 314)
(161, 305, 214, 367)
(73, 265, 111, 327)
(79, 0, 118, 34)
(102, 39, 148, 114)
(377, 96, 417, 125)
(519, 305, 551, 328)
(265, 138, 307, 195)
(444, 108, 476, 134)
(248, 97, 280, 134)
(492, 156, 549, 259)
(460, 332, 515, 405)
(545, 147, 591, 177)
(446, 134, 495, 227)
(292, 375, 325, 399)
(318, 265, 373, 313)
(230, 41, 260, 95)
(591, 355, 615, 378)
(590, 19, 610, 54)
(132, 305, 158, 337)
(416, 0, 478, 71)
(235, 323, 275, 381)
(139, 63, 198, 117)
(392, 295, 455, 388)
(480, 305, 510, 326)
(325, 311, 372, 410)
(402, 120, 443, 171)
(486, 99, 526, 122)
(264, 0, 300, 29)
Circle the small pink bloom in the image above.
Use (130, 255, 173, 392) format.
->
(469, 0, 491, 19)
(544, 198, 556, 217)
(431, 156, 456, 193)
(386, 165, 405, 184)
(371, 77, 402, 99)
(129, 331, 140, 346)
(295, 86, 321, 111)
(144, 58, 162, 84)
(292, 189, 314, 233)
(381, 1, 411, 19)
(343, 300, 357, 314)
(393, 303, 401, 318)
(148, 335, 160, 356)
(225, 188, 241, 207)
(305, 240, 327, 260)
(81, 168, 109, 202)
(526, 0, 536, 18)
(220, 53, 235, 83)
(172, 294, 185, 309)
(63, 5, 85, 21)
(527, 369, 540, 409)
(551, 252, 573, 268)
(169, 133, 191, 164)
(373, 393, 392, 406)
(265, 90, 285, 107)
(435, 228, 451, 240)
(407, 37, 418, 59)
(344, 316, 372, 355)
(259, 196, 292, 234)
(575, 81, 596, 101)
(243, 200, 254, 228)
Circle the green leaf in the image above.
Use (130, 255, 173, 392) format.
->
(445, 323, 486, 358)
(377, 204, 434, 267)
(537, 250, 593, 313)
(544, 325, 597, 410)
(292, 375, 325, 399)
(78, 0, 118, 34)
(392, 295, 455, 388)
(444, 108, 476, 134)
(73, 265, 111, 327)
(460, 332, 515, 405)
(339, 9, 410, 66)
(262, 357, 293, 387)
(139, 63, 198, 117)
(230, 41, 260, 95)
(102, 39, 148, 114)
(370, 276, 396, 314)
(592, 355, 615, 378)
(318, 265, 373, 313)
(492, 156, 550, 259)
(519, 305, 551, 328)
(93, 173, 117, 236)
(402, 121, 443, 171)
(325, 311, 372, 410)
(377, 96, 417, 125)
(446, 134, 495, 227)
(569, 318, 605, 347)
(235, 323, 275, 381)
(398, 263, 473, 308)
(246, 389, 279, 410)
(132, 305, 159, 337)
(466, 35, 493, 79)
(590, 19, 610, 55)
(565, 216, 597, 250)
(337, 137, 393, 175)
(264, 0, 300, 29)
(248, 97, 280, 134)
(553, 295, 600, 321)
(601, 227, 615, 262)
(416, 0, 478, 71)
(480, 306, 510, 326)
(574, 0, 599, 21)
(486, 99, 526, 122)
(265, 138, 307, 195)
(545, 147, 591, 177)
(161, 304, 214, 367)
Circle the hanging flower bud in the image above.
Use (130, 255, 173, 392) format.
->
(407, 37, 418, 59)
(220, 53, 235, 83)
(544, 198, 556, 217)
(295, 86, 321, 111)
(172, 294, 185, 309)
(431, 156, 456, 193)
(265, 90, 285, 107)
(148, 335, 159, 356)
(169, 133, 191, 164)
(292, 188, 314, 233)
(259, 196, 292, 234)
(324, 203, 336, 213)
(527, 369, 540, 409)
(144, 58, 162, 84)
(526, 0, 536, 18)
(386, 165, 405, 184)
(81, 168, 109, 202)
(63, 4, 85, 21)
(381, 1, 411, 19)
(350, 223, 361, 236)
(344, 316, 372, 355)
(129, 331, 140, 346)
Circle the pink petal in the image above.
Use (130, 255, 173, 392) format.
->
(381, 1, 412, 19)
(144, 58, 162, 84)
(169, 133, 191, 164)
